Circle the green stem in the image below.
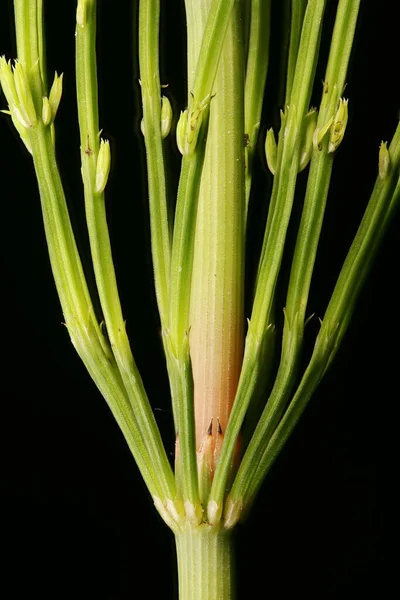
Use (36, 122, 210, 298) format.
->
(13, 0, 98, 343)
(175, 525, 235, 600)
(13, 0, 44, 105)
(139, 0, 171, 329)
(252, 0, 327, 332)
(167, 0, 240, 518)
(190, 0, 236, 104)
(36, 0, 46, 89)
(284, 0, 307, 105)
(167, 149, 207, 521)
(189, 0, 245, 516)
(244, 0, 271, 211)
(170, 0, 240, 356)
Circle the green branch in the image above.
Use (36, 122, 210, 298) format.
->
(139, 0, 171, 330)
(244, 0, 271, 210)
(227, 0, 361, 510)
(75, 0, 177, 507)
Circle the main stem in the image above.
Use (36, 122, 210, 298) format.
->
(188, 0, 245, 489)
(172, 0, 244, 597)
(175, 526, 235, 600)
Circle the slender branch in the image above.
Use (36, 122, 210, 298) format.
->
(243, 118, 400, 508)
(13, 0, 44, 108)
(190, 0, 236, 105)
(284, 0, 307, 106)
(244, 0, 271, 211)
(75, 0, 177, 505)
(139, 0, 171, 329)
(166, 148, 207, 522)
(227, 0, 361, 508)
(3, 0, 179, 515)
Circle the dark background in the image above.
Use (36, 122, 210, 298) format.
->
(0, 1, 397, 598)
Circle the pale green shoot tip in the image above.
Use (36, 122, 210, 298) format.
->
(176, 94, 210, 155)
(0, 57, 36, 129)
(76, 0, 87, 29)
(95, 138, 111, 194)
(265, 128, 277, 175)
(48, 72, 63, 123)
(0, 56, 19, 108)
(12, 61, 37, 128)
(161, 96, 172, 139)
(184, 500, 203, 526)
(379, 141, 390, 179)
(176, 109, 188, 155)
(207, 500, 222, 526)
(42, 96, 52, 126)
(223, 495, 243, 530)
(140, 95, 172, 140)
(328, 98, 349, 153)
(313, 115, 334, 151)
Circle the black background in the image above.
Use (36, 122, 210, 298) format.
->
(0, 1, 397, 598)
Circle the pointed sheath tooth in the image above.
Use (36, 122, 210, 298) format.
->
(161, 96, 172, 139)
(328, 98, 348, 153)
(223, 495, 243, 529)
(166, 498, 185, 525)
(10, 111, 32, 153)
(42, 96, 52, 126)
(48, 72, 63, 122)
(265, 127, 277, 175)
(213, 418, 224, 468)
(12, 61, 37, 127)
(379, 141, 390, 179)
(152, 497, 177, 530)
(197, 421, 214, 504)
(0, 56, 38, 133)
(95, 139, 111, 194)
(187, 106, 201, 148)
(299, 108, 318, 171)
(11, 106, 30, 129)
(176, 95, 210, 155)
(0, 57, 19, 110)
(186, 94, 210, 154)
(313, 115, 334, 151)
(176, 109, 188, 155)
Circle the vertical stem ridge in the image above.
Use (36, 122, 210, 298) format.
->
(189, 3, 245, 468)
(175, 526, 234, 600)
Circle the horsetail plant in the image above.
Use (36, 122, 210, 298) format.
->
(1, 0, 398, 598)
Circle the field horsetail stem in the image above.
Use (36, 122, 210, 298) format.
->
(185, 0, 245, 504)
(1, 1, 399, 598)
